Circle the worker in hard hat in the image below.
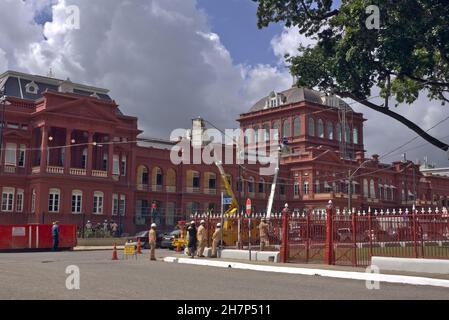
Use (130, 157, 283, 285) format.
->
(211, 223, 222, 258)
(187, 221, 197, 258)
(197, 220, 207, 258)
(149, 223, 157, 261)
(258, 217, 269, 251)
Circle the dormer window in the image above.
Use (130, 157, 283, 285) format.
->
(265, 91, 284, 109)
(25, 81, 39, 94)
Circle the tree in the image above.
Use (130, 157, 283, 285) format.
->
(253, 0, 449, 151)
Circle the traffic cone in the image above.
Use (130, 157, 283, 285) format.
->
(137, 238, 142, 254)
(112, 243, 118, 260)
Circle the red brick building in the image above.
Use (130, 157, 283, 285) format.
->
(0, 71, 448, 234)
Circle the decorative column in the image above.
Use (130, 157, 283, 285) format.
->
(108, 135, 113, 177)
(87, 131, 93, 176)
(39, 126, 48, 173)
(324, 200, 334, 265)
(64, 129, 73, 174)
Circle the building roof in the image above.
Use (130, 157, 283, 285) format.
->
(0, 70, 112, 102)
(248, 86, 352, 113)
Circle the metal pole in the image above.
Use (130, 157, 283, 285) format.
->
(248, 216, 251, 261)
(348, 169, 352, 212)
(220, 191, 223, 256)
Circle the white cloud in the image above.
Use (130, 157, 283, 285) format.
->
(1, 0, 446, 167)
(271, 26, 317, 62)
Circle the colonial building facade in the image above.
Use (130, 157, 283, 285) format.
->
(0, 70, 448, 234)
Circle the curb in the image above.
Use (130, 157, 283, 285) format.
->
(163, 257, 449, 288)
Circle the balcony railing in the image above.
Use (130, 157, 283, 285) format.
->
(152, 185, 163, 192)
(32, 167, 40, 174)
(204, 188, 217, 195)
(70, 168, 87, 176)
(3, 165, 16, 174)
(47, 166, 64, 174)
(166, 186, 176, 193)
(186, 187, 201, 193)
(92, 170, 108, 178)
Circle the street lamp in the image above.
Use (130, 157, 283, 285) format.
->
(348, 159, 372, 213)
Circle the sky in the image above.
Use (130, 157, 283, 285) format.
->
(0, 0, 448, 167)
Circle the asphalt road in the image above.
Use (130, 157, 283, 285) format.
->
(0, 250, 447, 300)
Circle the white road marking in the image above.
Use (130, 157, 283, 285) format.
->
(163, 257, 449, 289)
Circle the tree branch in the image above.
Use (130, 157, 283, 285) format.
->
(392, 72, 449, 87)
(299, 0, 339, 21)
(340, 92, 449, 152)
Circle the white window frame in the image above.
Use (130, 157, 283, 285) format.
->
(93, 191, 104, 215)
(16, 189, 24, 212)
(112, 154, 120, 175)
(5, 143, 17, 166)
(112, 193, 118, 216)
(48, 188, 60, 213)
(71, 190, 83, 214)
(119, 195, 126, 216)
(1, 187, 15, 212)
(18, 145, 26, 167)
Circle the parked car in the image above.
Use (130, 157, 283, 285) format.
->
(129, 230, 164, 249)
(160, 229, 182, 250)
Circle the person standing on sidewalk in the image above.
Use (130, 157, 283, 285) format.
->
(149, 223, 157, 261)
(211, 223, 222, 258)
(52, 221, 60, 252)
(258, 218, 269, 251)
(187, 221, 197, 258)
(197, 220, 207, 257)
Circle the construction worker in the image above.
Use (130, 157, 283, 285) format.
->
(149, 223, 157, 261)
(211, 222, 222, 258)
(197, 220, 207, 257)
(259, 217, 269, 251)
(187, 220, 197, 258)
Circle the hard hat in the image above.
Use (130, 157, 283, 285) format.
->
(200, 220, 205, 224)
(284, 203, 289, 208)
(151, 223, 156, 228)
(190, 220, 195, 225)
(216, 223, 221, 227)
(87, 220, 91, 223)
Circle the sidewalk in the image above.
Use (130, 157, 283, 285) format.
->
(74, 245, 125, 251)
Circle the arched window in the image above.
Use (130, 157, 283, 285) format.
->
(263, 123, 270, 141)
(82, 148, 88, 169)
(303, 181, 309, 195)
(315, 180, 320, 193)
(272, 121, 280, 140)
(258, 178, 265, 193)
(72, 190, 82, 214)
(93, 191, 104, 214)
(336, 123, 342, 142)
(318, 119, 324, 138)
(345, 126, 351, 143)
(152, 167, 163, 186)
(370, 179, 376, 199)
(248, 177, 254, 193)
(137, 165, 149, 185)
(353, 128, 359, 144)
(283, 119, 290, 138)
(327, 122, 334, 140)
(308, 118, 315, 136)
(363, 179, 369, 197)
(166, 168, 176, 192)
(245, 128, 252, 144)
(254, 125, 259, 143)
(293, 117, 301, 136)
